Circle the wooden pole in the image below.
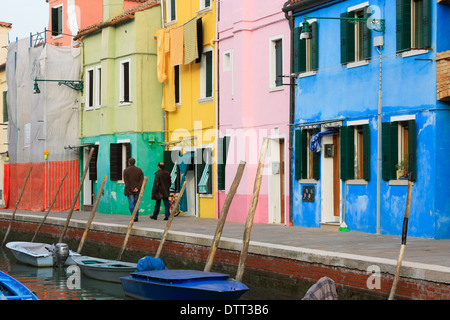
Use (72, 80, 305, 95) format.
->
(235, 138, 269, 282)
(204, 161, 246, 272)
(155, 181, 187, 259)
(388, 177, 413, 300)
(59, 147, 95, 243)
(31, 172, 68, 242)
(117, 176, 148, 261)
(77, 175, 108, 254)
(2, 167, 33, 247)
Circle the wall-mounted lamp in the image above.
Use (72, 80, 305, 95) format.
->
(299, 15, 385, 40)
(33, 78, 84, 94)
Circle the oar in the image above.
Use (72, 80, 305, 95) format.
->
(2, 166, 33, 247)
(31, 172, 68, 242)
(59, 146, 95, 243)
(117, 176, 148, 261)
(235, 138, 269, 282)
(388, 174, 413, 300)
(204, 161, 246, 272)
(77, 175, 108, 254)
(155, 181, 187, 259)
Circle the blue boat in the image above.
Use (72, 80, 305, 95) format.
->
(120, 269, 248, 300)
(0, 271, 39, 300)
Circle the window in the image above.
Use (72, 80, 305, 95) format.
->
(295, 128, 320, 180)
(110, 142, 131, 181)
(200, 0, 211, 11)
(200, 48, 213, 100)
(2, 91, 7, 123)
(382, 119, 416, 181)
(223, 50, 234, 96)
(217, 136, 230, 191)
(174, 65, 180, 105)
(396, 0, 431, 53)
(294, 20, 318, 74)
(196, 147, 212, 194)
(341, 5, 371, 64)
(166, 0, 177, 23)
(51, 5, 63, 37)
(96, 66, 102, 107)
(86, 68, 94, 109)
(340, 124, 370, 181)
(269, 36, 284, 88)
(89, 145, 99, 181)
(120, 60, 131, 104)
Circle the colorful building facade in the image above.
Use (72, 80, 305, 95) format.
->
(216, 0, 291, 224)
(284, 0, 450, 239)
(76, 0, 164, 215)
(158, 0, 217, 218)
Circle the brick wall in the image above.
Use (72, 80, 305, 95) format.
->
(436, 51, 450, 102)
(2, 219, 450, 300)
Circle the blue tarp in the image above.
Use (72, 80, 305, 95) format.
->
(136, 256, 166, 272)
(309, 130, 337, 152)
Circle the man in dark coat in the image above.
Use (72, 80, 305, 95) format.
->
(150, 162, 172, 220)
(123, 158, 144, 222)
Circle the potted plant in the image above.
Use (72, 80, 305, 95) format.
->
(396, 156, 409, 180)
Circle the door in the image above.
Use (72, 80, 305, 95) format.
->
(268, 138, 285, 224)
(83, 147, 93, 208)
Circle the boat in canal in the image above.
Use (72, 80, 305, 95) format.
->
(0, 271, 39, 300)
(5, 241, 79, 268)
(72, 255, 138, 283)
(120, 269, 249, 300)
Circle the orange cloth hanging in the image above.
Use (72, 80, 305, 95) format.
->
(170, 26, 184, 67)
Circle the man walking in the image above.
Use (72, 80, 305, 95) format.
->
(123, 158, 144, 222)
(151, 162, 172, 220)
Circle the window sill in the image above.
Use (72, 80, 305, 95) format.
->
(298, 179, 318, 184)
(389, 180, 414, 186)
(199, 194, 213, 198)
(346, 60, 369, 69)
(198, 97, 213, 104)
(346, 179, 368, 185)
(269, 86, 284, 93)
(298, 71, 317, 78)
(401, 49, 429, 58)
(164, 20, 177, 27)
(85, 106, 94, 111)
(119, 102, 131, 107)
(196, 7, 212, 15)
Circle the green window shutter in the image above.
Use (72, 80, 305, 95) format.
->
(295, 129, 307, 180)
(396, 0, 412, 52)
(174, 65, 180, 104)
(363, 124, 370, 181)
(362, 10, 372, 60)
(164, 149, 180, 191)
(294, 27, 307, 73)
(2, 91, 7, 123)
(110, 143, 123, 181)
(58, 6, 63, 34)
(218, 136, 230, 191)
(312, 128, 320, 180)
(197, 148, 212, 194)
(310, 22, 319, 71)
(205, 51, 213, 97)
(275, 39, 283, 86)
(341, 12, 355, 64)
(340, 126, 355, 180)
(382, 122, 398, 181)
(416, 0, 432, 49)
(408, 120, 416, 181)
(88, 145, 99, 181)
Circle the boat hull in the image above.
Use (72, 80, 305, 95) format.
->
(72, 256, 137, 283)
(6, 242, 79, 267)
(0, 271, 39, 300)
(120, 270, 248, 300)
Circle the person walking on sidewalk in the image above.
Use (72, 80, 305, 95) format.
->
(150, 162, 171, 220)
(123, 158, 144, 222)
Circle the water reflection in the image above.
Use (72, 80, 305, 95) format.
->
(0, 248, 125, 300)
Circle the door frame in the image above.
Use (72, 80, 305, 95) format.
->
(268, 135, 286, 225)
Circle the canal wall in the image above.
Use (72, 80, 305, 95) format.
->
(1, 212, 450, 300)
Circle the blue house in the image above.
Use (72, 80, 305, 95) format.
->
(283, 0, 450, 239)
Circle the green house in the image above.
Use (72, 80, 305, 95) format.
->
(76, 0, 164, 216)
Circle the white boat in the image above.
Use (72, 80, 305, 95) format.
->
(6, 241, 80, 267)
(72, 255, 137, 283)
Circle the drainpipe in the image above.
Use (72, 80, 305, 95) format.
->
(376, 46, 383, 235)
(283, 1, 295, 226)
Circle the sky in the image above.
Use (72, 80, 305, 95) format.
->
(1, 0, 49, 42)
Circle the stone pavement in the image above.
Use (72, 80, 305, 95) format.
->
(1, 209, 450, 284)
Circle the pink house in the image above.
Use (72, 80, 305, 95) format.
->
(216, 0, 291, 225)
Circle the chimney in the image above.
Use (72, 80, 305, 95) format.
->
(103, 0, 124, 22)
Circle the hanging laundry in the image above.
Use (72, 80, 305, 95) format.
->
(156, 28, 167, 83)
(184, 18, 198, 65)
(162, 51, 176, 112)
(195, 18, 203, 63)
(170, 26, 184, 66)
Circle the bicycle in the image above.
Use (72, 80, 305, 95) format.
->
(169, 192, 182, 217)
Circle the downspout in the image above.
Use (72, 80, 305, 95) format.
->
(283, 1, 295, 226)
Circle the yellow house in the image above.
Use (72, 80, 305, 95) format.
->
(158, 0, 216, 219)
(0, 22, 12, 207)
